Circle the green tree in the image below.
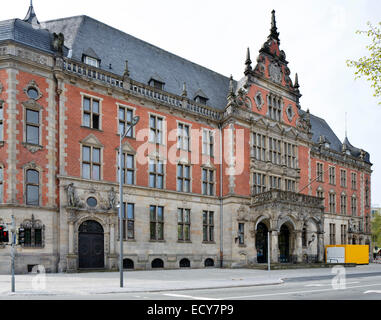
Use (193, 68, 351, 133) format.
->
(347, 22, 381, 104)
(372, 212, 381, 250)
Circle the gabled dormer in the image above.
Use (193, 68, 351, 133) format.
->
(194, 89, 209, 105)
(82, 47, 100, 67)
(148, 74, 165, 91)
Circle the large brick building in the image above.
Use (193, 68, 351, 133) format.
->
(0, 3, 373, 273)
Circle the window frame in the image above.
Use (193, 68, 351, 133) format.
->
(252, 132, 267, 161)
(177, 163, 191, 193)
(119, 202, 135, 240)
(149, 114, 164, 145)
(177, 208, 191, 241)
(177, 122, 191, 151)
(150, 205, 164, 241)
(316, 162, 324, 182)
(118, 151, 135, 185)
(329, 166, 336, 185)
(340, 169, 347, 188)
(252, 172, 266, 195)
(118, 104, 135, 138)
(81, 144, 102, 180)
(25, 169, 40, 206)
(202, 129, 214, 157)
(0, 101, 3, 142)
(0, 166, 3, 203)
(81, 94, 102, 130)
(201, 167, 215, 196)
(25, 108, 40, 145)
(202, 210, 214, 243)
(149, 157, 164, 189)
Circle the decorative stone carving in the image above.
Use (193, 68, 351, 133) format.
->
(108, 187, 116, 210)
(237, 205, 249, 221)
(254, 91, 264, 110)
(269, 63, 282, 84)
(65, 183, 80, 208)
(23, 80, 43, 101)
(286, 105, 294, 122)
(52, 33, 64, 55)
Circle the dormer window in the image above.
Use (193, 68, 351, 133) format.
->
(150, 80, 164, 90)
(194, 89, 209, 105)
(84, 56, 99, 68)
(148, 74, 165, 91)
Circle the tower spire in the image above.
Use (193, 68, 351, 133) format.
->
(244, 47, 252, 75)
(269, 9, 280, 42)
(23, 0, 40, 26)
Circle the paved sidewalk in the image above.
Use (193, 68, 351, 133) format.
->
(1, 264, 381, 297)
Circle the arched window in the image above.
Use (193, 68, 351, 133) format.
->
(26, 169, 39, 206)
(21, 215, 44, 248)
(123, 258, 134, 269)
(151, 258, 164, 269)
(204, 258, 214, 267)
(179, 258, 190, 268)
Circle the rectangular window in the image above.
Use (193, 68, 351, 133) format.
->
(285, 179, 296, 192)
(177, 164, 191, 193)
(120, 203, 134, 240)
(340, 194, 347, 215)
(252, 132, 266, 161)
(269, 176, 281, 189)
(329, 223, 336, 245)
(23, 227, 43, 247)
(177, 208, 190, 241)
(0, 167, 3, 203)
(202, 129, 214, 157)
(317, 163, 324, 182)
(150, 205, 164, 240)
(351, 172, 357, 190)
(284, 142, 296, 168)
(203, 211, 214, 242)
(26, 109, 39, 145)
(340, 170, 347, 188)
(82, 145, 101, 180)
(269, 137, 281, 165)
(84, 56, 99, 67)
(118, 152, 134, 185)
(177, 123, 190, 151)
(238, 223, 244, 245)
(0, 103, 3, 141)
(329, 193, 336, 213)
(202, 168, 214, 196)
(329, 166, 336, 185)
(351, 197, 357, 216)
(83, 96, 100, 129)
(341, 225, 347, 244)
(316, 189, 324, 199)
(252, 172, 266, 195)
(149, 115, 163, 144)
(149, 158, 164, 189)
(118, 106, 134, 137)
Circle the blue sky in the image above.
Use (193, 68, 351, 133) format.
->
(2, 0, 381, 205)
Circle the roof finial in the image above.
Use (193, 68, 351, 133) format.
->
(294, 73, 299, 89)
(345, 112, 348, 138)
(244, 47, 252, 75)
(182, 82, 187, 97)
(269, 9, 280, 42)
(23, 0, 40, 27)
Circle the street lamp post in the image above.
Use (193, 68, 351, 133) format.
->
(119, 116, 139, 288)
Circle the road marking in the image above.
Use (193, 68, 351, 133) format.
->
(163, 293, 219, 300)
(305, 281, 359, 287)
(220, 282, 381, 300)
(364, 290, 381, 294)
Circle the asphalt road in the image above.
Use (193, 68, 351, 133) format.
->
(5, 272, 381, 300)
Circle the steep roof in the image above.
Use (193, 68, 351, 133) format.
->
(307, 111, 370, 163)
(0, 18, 54, 54)
(42, 15, 232, 110)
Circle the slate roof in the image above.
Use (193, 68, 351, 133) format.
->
(0, 18, 54, 54)
(306, 111, 370, 163)
(42, 15, 232, 110)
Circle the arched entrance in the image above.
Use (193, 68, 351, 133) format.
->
(279, 224, 290, 263)
(78, 220, 104, 269)
(256, 222, 268, 263)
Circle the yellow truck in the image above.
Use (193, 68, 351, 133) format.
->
(325, 245, 369, 264)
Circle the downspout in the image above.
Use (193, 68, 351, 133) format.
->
(219, 123, 224, 268)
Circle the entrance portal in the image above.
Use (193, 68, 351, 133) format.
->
(279, 224, 290, 263)
(256, 222, 268, 263)
(78, 220, 104, 269)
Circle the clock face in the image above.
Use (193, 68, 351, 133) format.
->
(269, 63, 282, 83)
